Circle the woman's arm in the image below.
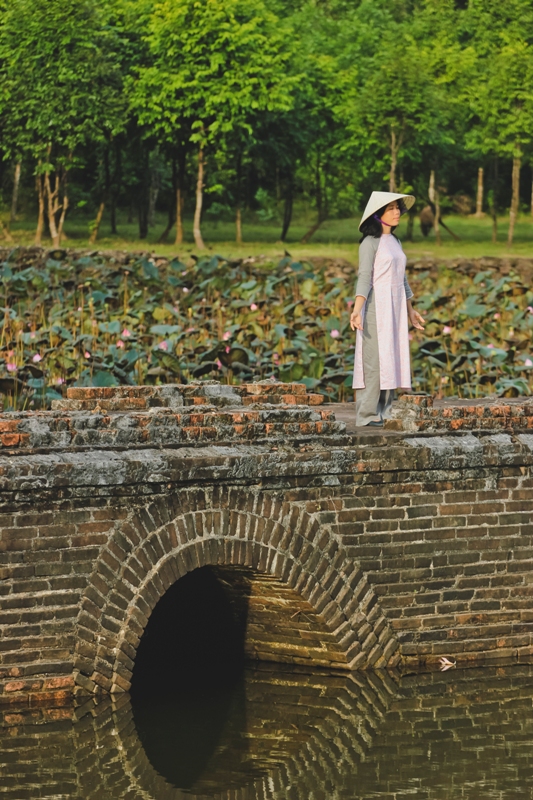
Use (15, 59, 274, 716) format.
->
(350, 237, 378, 331)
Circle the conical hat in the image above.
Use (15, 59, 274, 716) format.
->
(358, 191, 415, 231)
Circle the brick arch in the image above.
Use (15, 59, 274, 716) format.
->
(74, 489, 399, 694)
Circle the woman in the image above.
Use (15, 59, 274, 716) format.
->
(350, 191, 425, 427)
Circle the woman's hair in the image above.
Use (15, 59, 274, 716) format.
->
(359, 199, 407, 243)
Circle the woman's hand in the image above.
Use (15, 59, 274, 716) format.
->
(350, 309, 363, 331)
(350, 296, 366, 331)
(408, 303, 425, 331)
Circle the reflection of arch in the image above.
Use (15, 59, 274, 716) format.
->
(71, 667, 399, 800)
(4, 666, 533, 799)
(74, 489, 399, 694)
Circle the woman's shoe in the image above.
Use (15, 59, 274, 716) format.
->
(366, 420, 383, 427)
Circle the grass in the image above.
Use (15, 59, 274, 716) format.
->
(3, 209, 533, 262)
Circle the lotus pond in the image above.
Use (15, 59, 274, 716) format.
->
(0, 247, 532, 409)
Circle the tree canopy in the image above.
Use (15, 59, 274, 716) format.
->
(1, 0, 533, 245)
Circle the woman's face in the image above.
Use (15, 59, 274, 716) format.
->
(380, 201, 401, 229)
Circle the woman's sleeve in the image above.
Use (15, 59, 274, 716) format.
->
(404, 275, 414, 300)
(355, 237, 378, 298)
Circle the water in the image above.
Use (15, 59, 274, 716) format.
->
(2, 664, 533, 799)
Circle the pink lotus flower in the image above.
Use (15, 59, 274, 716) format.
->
(330, 329, 340, 339)
(225, 346, 230, 353)
(77, 307, 82, 312)
(30, 331, 36, 339)
(122, 328, 131, 338)
(273, 352, 279, 361)
(32, 354, 42, 363)
(216, 358, 223, 369)
(182, 287, 189, 294)
(487, 343, 495, 349)
(250, 303, 258, 311)
(528, 307, 533, 314)
(494, 313, 500, 320)
(347, 300, 354, 307)
(84, 351, 91, 359)
(6, 363, 17, 372)
(158, 341, 168, 351)
(186, 327, 195, 333)
(116, 340, 125, 349)
(54, 377, 65, 385)
(223, 332, 231, 341)
(443, 326, 452, 334)
(525, 358, 533, 367)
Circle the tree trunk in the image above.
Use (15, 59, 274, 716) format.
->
(491, 157, 499, 243)
(301, 156, 327, 243)
(193, 145, 206, 250)
(158, 158, 177, 244)
(280, 174, 293, 242)
(138, 148, 150, 240)
(110, 143, 121, 235)
(44, 171, 60, 246)
(10, 161, 21, 225)
(507, 153, 521, 246)
(110, 197, 118, 235)
(405, 206, 416, 241)
(175, 150, 186, 246)
(89, 202, 105, 245)
(235, 150, 242, 245)
(235, 207, 242, 244)
(175, 187, 184, 245)
(474, 166, 484, 217)
(429, 170, 441, 245)
(389, 129, 398, 192)
(35, 169, 45, 246)
(428, 169, 435, 203)
(138, 203, 149, 240)
(301, 215, 326, 244)
(44, 164, 69, 247)
(148, 163, 161, 228)
(90, 149, 109, 245)
(57, 179, 69, 245)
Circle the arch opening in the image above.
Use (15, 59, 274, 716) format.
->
(131, 566, 250, 696)
(130, 563, 351, 699)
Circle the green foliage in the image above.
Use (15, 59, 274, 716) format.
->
(0, 0, 127, 161)
(130, 0, 294, 144)
(1, 249, 533, 409)
(1, 0, 533, 249)
(411, 266, 533, 398)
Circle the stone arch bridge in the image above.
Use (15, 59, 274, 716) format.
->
(0, 381, 533, 705)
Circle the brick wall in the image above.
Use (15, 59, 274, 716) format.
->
(0, 384, 533, 705)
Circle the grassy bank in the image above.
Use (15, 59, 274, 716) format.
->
(4, 210, 533, 262)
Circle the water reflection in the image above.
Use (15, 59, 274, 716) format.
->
(1, 664, 533, 799)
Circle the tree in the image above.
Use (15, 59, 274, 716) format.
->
(462, 0, 533, 245)
(131, 0, 294, 249)
(0, 0, 126, 245)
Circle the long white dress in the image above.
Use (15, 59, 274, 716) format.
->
(352, 234, 411, 390)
